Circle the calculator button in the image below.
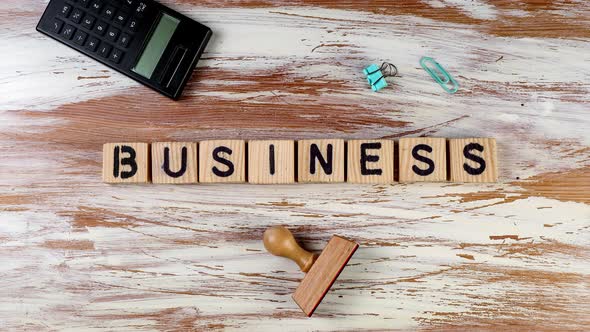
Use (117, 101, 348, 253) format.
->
(109, 48, 124, 64)
(102, 5, 116, 20)
(61, 25, 76, 40)
(73, 30, 87, 45)
(90, 1, 104, 13)
(98, 43, 112, 58)
(59, 4, 72, 17)
(85, 36, 100, 52)
(118, 33, 132, 48)
(51, 19, 64, 34)
(70, 8, 84, 24)
(122, 0, 135, 8)
(106, 27, 120, 42)
(127, 18, 139, 32)
(79, 0, 91, 8)
(134, 2, 147, 17)
(114, 12, 128, 26)
(81, 15, 96, 30)
(94, 21, 108, 35)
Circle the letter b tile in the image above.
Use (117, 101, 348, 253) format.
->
(103, 143, 150, 183)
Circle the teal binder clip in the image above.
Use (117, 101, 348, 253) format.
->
(420, 57, 459, 94)
(363, 62, 398, 92)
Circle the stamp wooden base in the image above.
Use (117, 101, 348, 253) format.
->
(263, 226, 359, 316)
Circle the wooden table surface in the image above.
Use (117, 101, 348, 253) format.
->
(1, 0, 589, 330)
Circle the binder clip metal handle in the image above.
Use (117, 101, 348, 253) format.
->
(420, 57, 459, 94)
(363, 62, 398, 92)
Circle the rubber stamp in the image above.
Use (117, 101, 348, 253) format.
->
(263, 226, 359, 316)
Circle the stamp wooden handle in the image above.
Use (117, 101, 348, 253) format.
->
(263, 226, 317, 272)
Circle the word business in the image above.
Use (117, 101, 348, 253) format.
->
(102, 138, 498, 184)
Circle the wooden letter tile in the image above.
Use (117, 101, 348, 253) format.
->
(199, 140, 246, 183)
(103, 143, 150, 183)
(248, 140, 295, 184)
(399, 137, 447, 182)
(151, 142, 198, 184)
(347, 139, 394, 184)
(449, 138, 498, 183)
(297, 139, 345, 183)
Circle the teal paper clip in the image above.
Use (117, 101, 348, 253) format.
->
(363, 63, 397, 92)
(420, 57, 459, 94)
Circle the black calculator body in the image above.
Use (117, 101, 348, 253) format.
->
(37, 0, 212, 100)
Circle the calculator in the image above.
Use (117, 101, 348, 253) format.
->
(37, 0, 212, 100)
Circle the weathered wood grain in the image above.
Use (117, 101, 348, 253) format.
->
(0, 0, 589, 330)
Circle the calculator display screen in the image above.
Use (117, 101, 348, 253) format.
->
(132, 14, 180, 79)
